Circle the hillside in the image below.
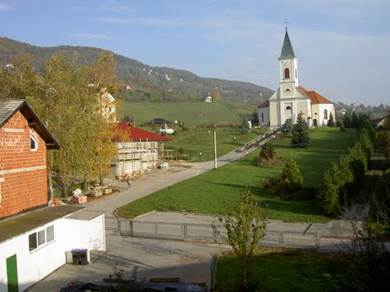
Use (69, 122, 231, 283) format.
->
(0, 37, 273, 104)
(123, 100, 255, 125)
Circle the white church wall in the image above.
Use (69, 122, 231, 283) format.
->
(258, 107, 270, 127)
(318, 104, 336, 126)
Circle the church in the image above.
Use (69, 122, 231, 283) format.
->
(258, 29, 336, 128)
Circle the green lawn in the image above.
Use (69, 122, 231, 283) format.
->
(165, 126, 266, 161)
(122, 100, 255, 125)
(117, 128, 358, 222)
(215, 249, 364, 292)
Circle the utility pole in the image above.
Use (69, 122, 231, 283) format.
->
(213, 125, 218, 169)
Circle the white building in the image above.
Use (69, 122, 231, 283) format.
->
(259, 29, 336, 128)
(0, 207, 105, 292)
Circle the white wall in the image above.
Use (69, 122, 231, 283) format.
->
(0, 213, 105, 292)
(258, 107, 270, 127)
(317, 104, 336, 127)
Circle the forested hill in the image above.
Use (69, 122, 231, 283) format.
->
(0, 37, 273, 104)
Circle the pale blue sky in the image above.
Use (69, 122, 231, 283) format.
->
(1, 0, 389, 105)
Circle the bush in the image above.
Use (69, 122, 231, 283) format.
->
(318, 141, 370, 215)
(256, 142, 278, 166)
(283, 118, 292, 133)
(291, 114, 310, 147)
(279, 158, 304, 193)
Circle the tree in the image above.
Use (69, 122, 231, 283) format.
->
(279, 158, 304, 193)
(291, 114, 310, 147)
(327, 112, 335, 127)
(219, 190, 266, 290)
(343, 112, 352, 128)
(340, 120, 346, 132)
(256, 142, 278, 166)
(283, 118, 292, 133)
(318, 167, 341, 214)
(375, 131, 390, 160)
(351, 112, 359, 128)
(210, 88, 221, 101)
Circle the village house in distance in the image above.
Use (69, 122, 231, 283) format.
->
(0, 100, 105, 292)
(258, 29, 336, 128)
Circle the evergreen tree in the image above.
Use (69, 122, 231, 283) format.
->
(340, 120, 346, 132)
(343, 112, 352, 128)
(280, 158, 304, 192)
(352, 112, 359, 128)
(283, 118, 292, 133)
(291, 114, 310, 147)
(256, 142, 276, 165)
(360, 117, 376, 141)
(328, 112, 335, 127)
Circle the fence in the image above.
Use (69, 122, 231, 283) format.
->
(112, 218, 334, 250)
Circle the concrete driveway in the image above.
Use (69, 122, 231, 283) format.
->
(28, 134, 272, 291)
(28, 228, 228, 291)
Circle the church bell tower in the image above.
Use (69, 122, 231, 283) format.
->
(279, 28, 298, 99)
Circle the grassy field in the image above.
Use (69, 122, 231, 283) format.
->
(165, 127, 266, 161)
(215, 249, 364, 292)
(117, 128, 358, 222)
(122, 100, 255, 125)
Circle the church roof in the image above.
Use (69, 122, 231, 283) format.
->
(279, 29, 296, 60)
(297, 86, 333, 104)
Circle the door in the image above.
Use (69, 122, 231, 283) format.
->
(6, 254, 18, 292)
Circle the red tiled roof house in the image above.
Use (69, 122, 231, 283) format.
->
(113, 122, 169, 177)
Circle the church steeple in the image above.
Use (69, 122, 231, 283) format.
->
(279, 28, 296, 60)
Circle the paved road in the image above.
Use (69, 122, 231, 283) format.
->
(28, 132, 273, 291)
(85, 133, 272, 216)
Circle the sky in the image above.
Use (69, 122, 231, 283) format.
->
(0, 0, 389, 105)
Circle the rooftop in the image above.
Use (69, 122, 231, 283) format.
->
(0, 99, 60, 149)
(114, 122, 170, 142)
(297, 86, 333, 104)
(279, 29, 296, 60)
(0, 206, 82, 243)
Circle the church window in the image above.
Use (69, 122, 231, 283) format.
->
(286, 106, 292, 110)
(324, 109, 328, 119)
(261, 112, 264, 123)
(285, 88, 291, 92)
(284, 68, 290, 79)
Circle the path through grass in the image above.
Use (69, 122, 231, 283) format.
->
(165, 126, 266, 161)
(117, 128, 357, 222)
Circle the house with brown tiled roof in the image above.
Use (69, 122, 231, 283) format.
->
(258, 29, 336, 128)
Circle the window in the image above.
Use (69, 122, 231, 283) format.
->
(29, 233, 37, 251)
(37, 230, 45, 245)
(285, 88, 291, 92)
(28, 225, 55, 252)
(324, 109, 328, 119)
(284, 68, 290, 79)
(30, 134, 38, 151)
(286, 106, 292, 110)
(46, 225, 54, 242)
(261, 112, 264, 123)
